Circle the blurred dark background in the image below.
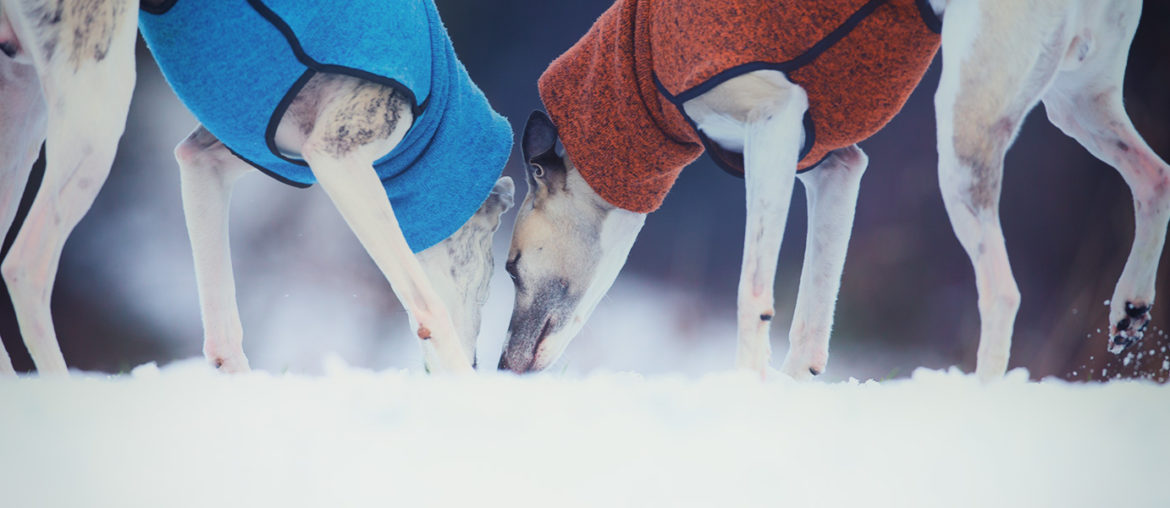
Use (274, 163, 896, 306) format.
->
(1, 1, 1167, 381)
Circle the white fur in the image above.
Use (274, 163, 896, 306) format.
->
(783, 146, 868, 380)
(0, 54, 44, 375)
(687, 75, 810, 377)
(0, 0, 139, 375)
(532, 203, 645, 369)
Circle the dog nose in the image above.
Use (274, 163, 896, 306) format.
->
(0, 41, 17, 58)
(497, 352, 533, 374)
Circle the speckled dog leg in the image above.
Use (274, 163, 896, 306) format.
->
(734, 85, 809, 377)
(1041, 0, 1168, 354)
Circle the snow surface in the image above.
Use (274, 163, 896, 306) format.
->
(2, 360, 1167, 507)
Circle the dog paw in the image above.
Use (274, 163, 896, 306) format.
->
(209, 354, 251, 374)
(778, 352, 826, 382)
(1108, 302, 1151, 355)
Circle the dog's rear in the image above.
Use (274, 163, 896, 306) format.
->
(0, 0, 138, 374)
(934, 0, 1167, 372)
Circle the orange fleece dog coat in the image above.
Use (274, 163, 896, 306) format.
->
(538, 0, 942, 213)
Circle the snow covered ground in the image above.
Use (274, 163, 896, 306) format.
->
(1, 361, 1166, 507)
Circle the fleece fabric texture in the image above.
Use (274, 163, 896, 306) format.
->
(139, 0, 512, 252)
(539, 0, 941, 214)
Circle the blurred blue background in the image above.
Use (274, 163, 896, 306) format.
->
(1, 0, 1167, 381)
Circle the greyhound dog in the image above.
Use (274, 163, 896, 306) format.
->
(0, 0, 513, 375)
(500, 0, 1168, 380)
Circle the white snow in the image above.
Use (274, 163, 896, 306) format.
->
(2, 361, 1167, 508)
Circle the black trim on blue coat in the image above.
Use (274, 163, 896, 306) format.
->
(265, 69, 318, 168)
(246, 0, 428, 172)
(225, 147, 314, 189)
(140, 0, 179, 15)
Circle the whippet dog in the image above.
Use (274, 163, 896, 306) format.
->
(501, 0, 1168, 381)
(0, 0, 514, 375)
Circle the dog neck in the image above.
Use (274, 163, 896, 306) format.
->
(927, 0, 947, 17)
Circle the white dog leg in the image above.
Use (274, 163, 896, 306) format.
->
(0, 57, 47, 375)
(176, 126, 255, 372)
(780, 145, 868, 380)
(1041, 0, 1167, 353)
(1046, 92, 1170, 354)
(1, 2, 137, 374)
(0, 333, 11, 375)
(935, 0, 1064, 381)
(736, 86, 809, 376)
(304, 155, 474, 373)
(299, 91, 472, 374)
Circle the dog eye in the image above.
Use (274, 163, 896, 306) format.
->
(505, 253, 521, 281)
(531, 164, 545, 178)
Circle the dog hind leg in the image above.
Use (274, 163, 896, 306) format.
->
(0, 1, 137, 374)
(780, 145, 868, 380)
(1041, 0, 1168, 353)
(735, 85, 809, 377)
(176, 126, 255, 373)
(0, 57, 47, 375)
(935, 0, 1067, 381)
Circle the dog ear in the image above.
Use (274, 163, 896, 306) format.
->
(473, 176, 515, 231)
(488, 176, 515, 215)
(522, 110, 559, 165)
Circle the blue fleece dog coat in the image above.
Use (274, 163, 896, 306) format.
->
(139, 0, 512, 252)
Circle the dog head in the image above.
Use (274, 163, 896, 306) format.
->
(498, 111, 646, 373)
(415, 176, 515, 369)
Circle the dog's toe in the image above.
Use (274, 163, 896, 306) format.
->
(1108, 302, 1152, 355)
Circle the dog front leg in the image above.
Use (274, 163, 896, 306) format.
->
(780, 145, 868, 380)
(176, 127, 254, 372)
(302, 148, 473, 374)
(736, 86, 809, 377)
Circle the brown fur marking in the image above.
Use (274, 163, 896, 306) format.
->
(314, 80, 409, 158)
